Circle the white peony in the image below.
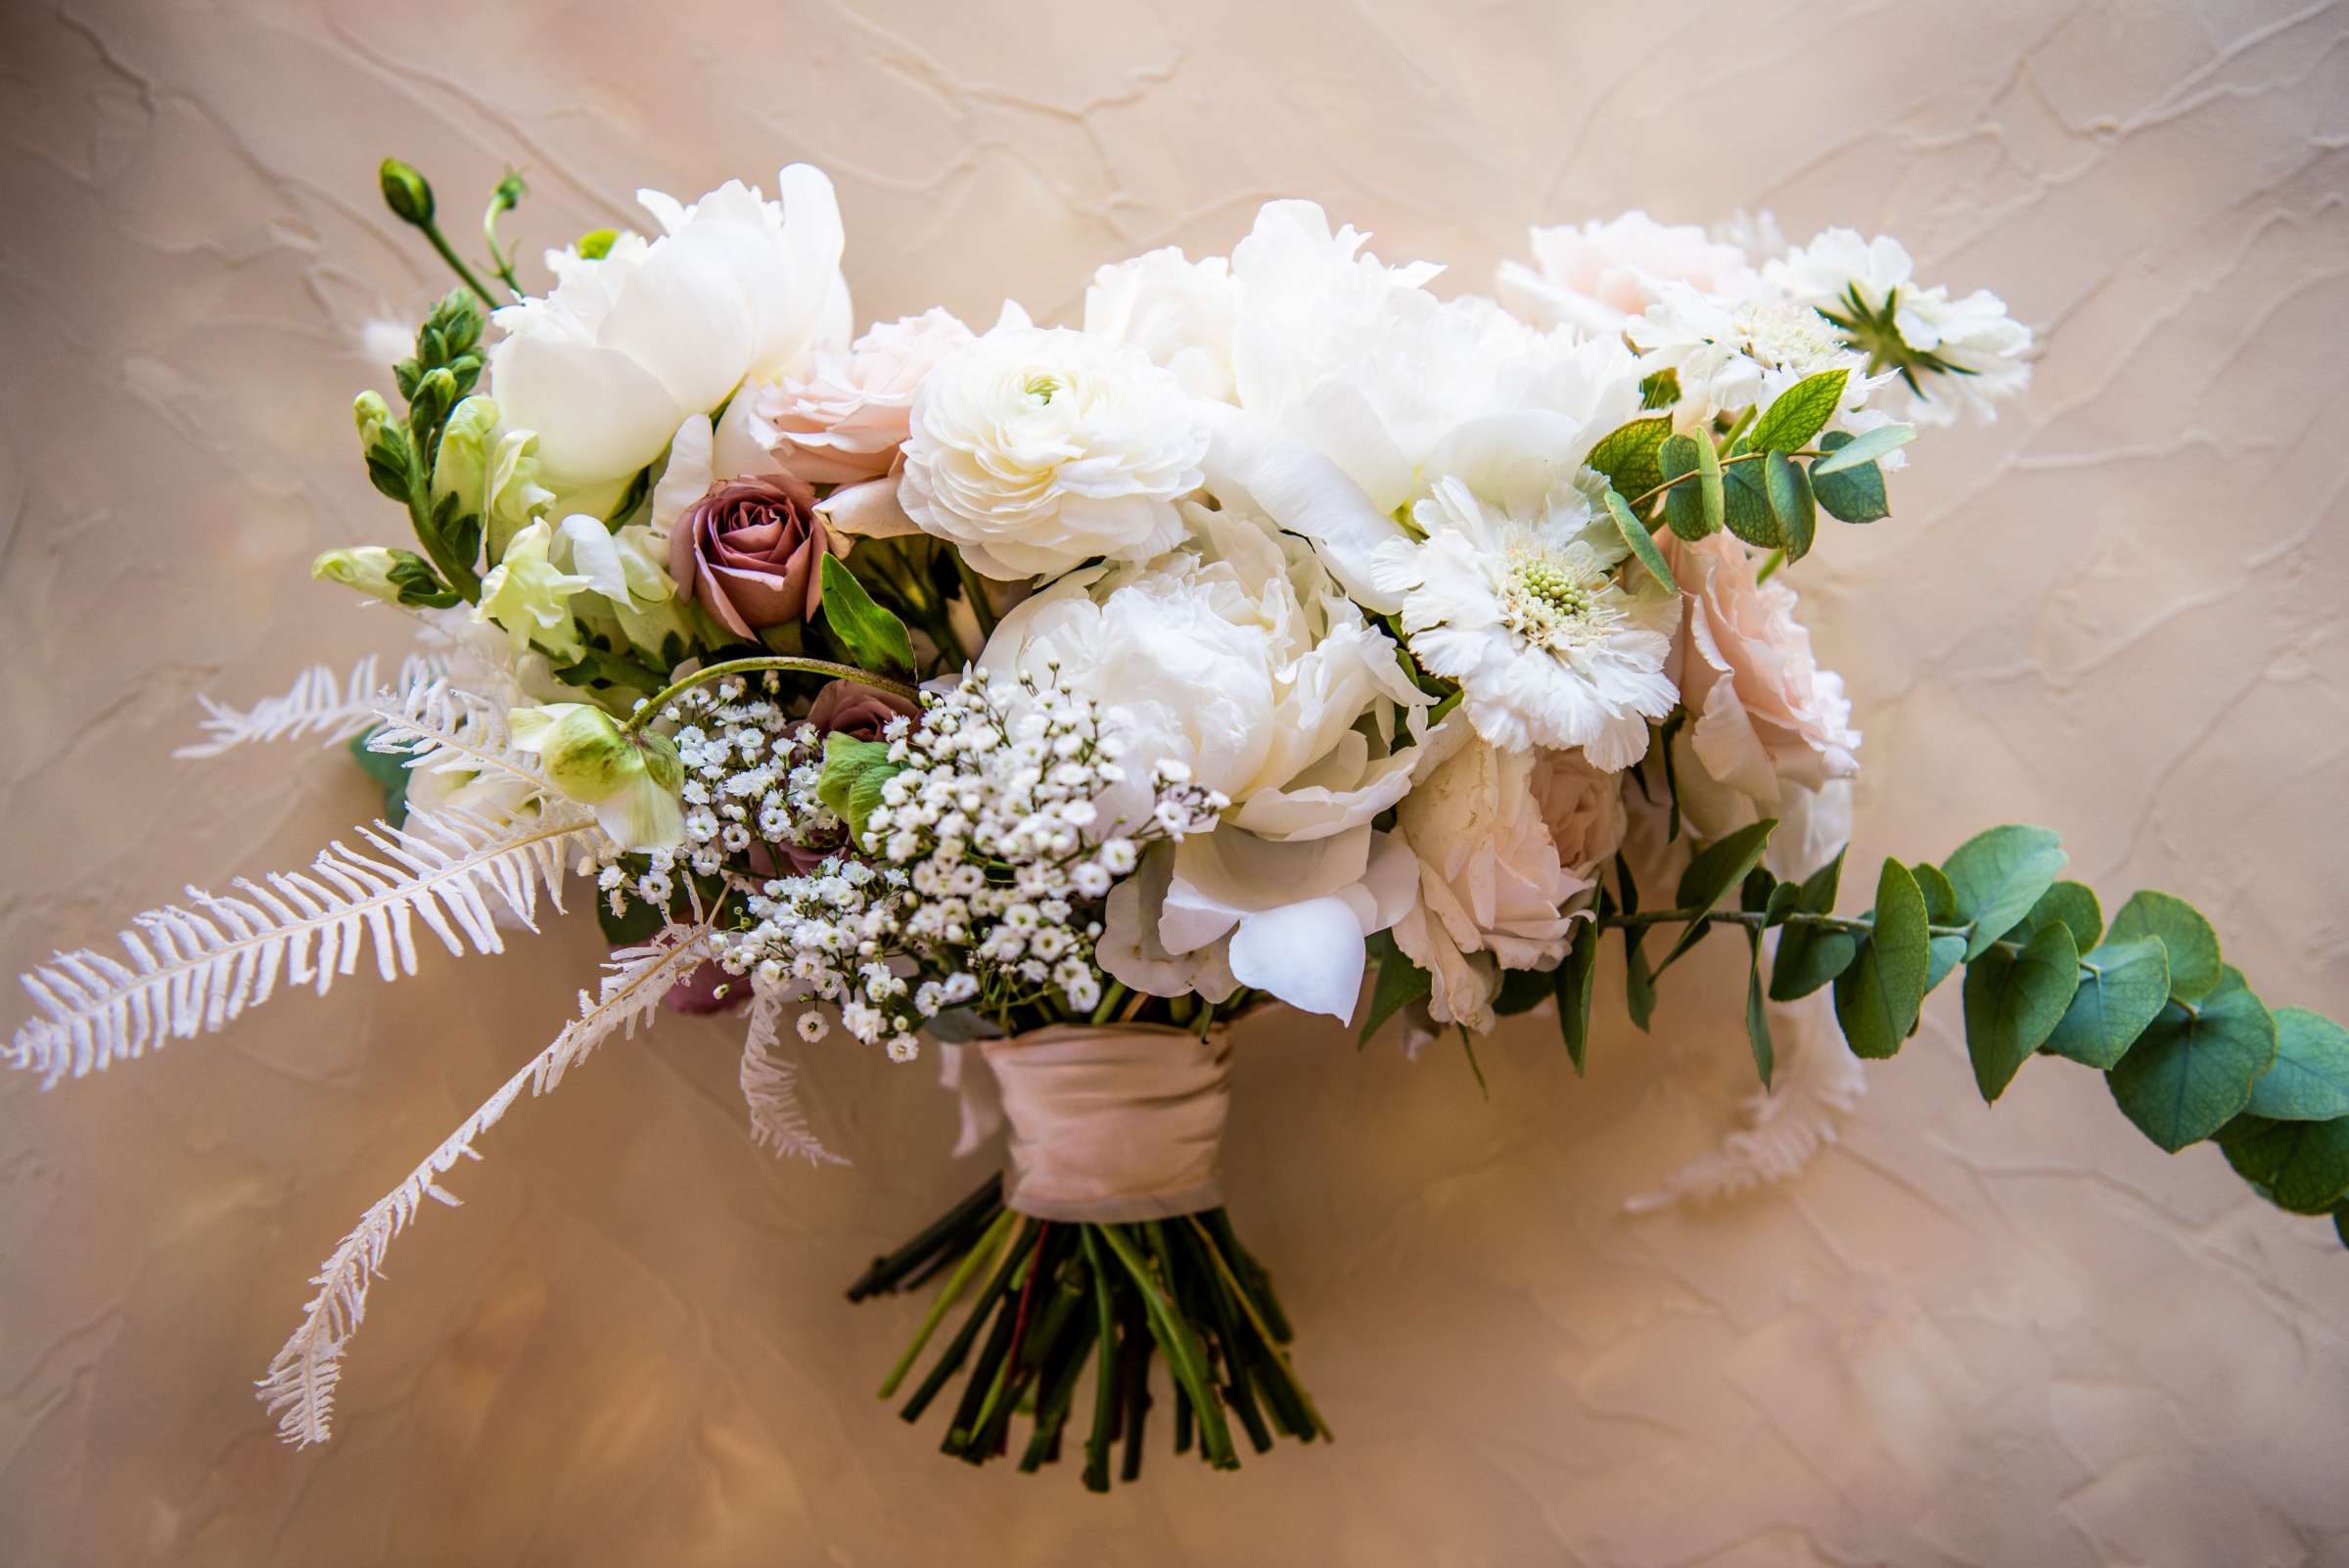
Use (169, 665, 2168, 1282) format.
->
(1497, 210, 1767, 337)
(486, 165, 852, 490)
(1082, 247, 1241, 401)
(1389, 719, 1627, 1031)
(1765, 228, 2031, 424)
(898, 307, 1208, 580)
(980, 500, 1434, 1020)
(1369, 477, 1679, 765)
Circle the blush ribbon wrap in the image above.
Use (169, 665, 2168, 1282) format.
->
(977, 1023, 1233, 1222)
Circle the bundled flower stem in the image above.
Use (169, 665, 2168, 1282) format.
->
(855, 1176, 1319, 1486)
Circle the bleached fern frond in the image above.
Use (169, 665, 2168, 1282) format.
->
(1624, 989, 1868, 1213)
(366, 676, 546, 801)
(9, 805, 603, 1086)
(256, 920, 717, 1447)
(739, 982, 849, 1167)
(174, 653, 447, 760)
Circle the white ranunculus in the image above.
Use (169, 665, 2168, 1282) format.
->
(1389, 719, 1627, 1031)
(486, 165, 852, 490)
(1082, 247, 1241, 401)
(898, 308, 1207, 580)
(1497, 210, 1766, 337)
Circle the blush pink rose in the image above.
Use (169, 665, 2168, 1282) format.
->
(1498, 211, 1764, 336)
(1665, 531, 1860, 822)
(752, 308, 975, 485)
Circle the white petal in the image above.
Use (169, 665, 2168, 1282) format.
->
(647, 415, 714, 541)
(817, 475, 926, 539)
(489, 335, 683, 486)
(1193, 400, 1407, 613)
(1226, 897, 1374, 1022)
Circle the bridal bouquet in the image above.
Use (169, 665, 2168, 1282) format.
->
(17, 157, 2345, 1490)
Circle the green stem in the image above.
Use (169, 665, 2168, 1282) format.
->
(1753, 547, 1787, 585)
(1186, 1215, 1329, 1441)
(1717, 405, 1758, 453)
(953, 552, 1001, 643)
(482, 199, 525, 300)
(1630, 447, 1821, 512)
(415, 218, 501, 309)
(622, 655, 921, 733)
(877, 1207, 1015, 1399)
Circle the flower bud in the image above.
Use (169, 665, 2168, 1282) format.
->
(379, 158, 435, 227)
(432, 395, 499, 512)
(352, 390, 392, 450)
(509, 703, 685, 851)
(408, 366, 458, 432)
(311, 545, 403, 604)
(575, 228, 619, 261)
(490, 171, 527, 213)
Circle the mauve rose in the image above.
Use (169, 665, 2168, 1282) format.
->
(806, 677, 919, 742)
(668, 473, 850, 639)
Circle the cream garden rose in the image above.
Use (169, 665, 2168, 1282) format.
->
(749, 306, 974, 484)
(1390, 721, 1626, 1031)
(1497, 210, 1765, 336)
(898, 309, 1207, 580)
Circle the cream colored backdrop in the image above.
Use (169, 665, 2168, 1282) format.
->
(5, 1, 2347, 1564)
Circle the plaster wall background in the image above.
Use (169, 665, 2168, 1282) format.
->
(3, 1, 2347, 1563)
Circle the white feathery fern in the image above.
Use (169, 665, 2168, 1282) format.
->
(256, 920, 717, 1447)
(1624, 989, 1867, 1212)
(175, 653, 447, 760)
(9, 804, 603, 1086)
(365, 675, 548, 805)
(739, 982, 849, 1167)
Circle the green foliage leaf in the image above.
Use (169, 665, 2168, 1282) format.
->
(1762, 451, 1816, 561)
(2041, 939, 2169, 1070)
(1809, 432, 1889, 524)
(1585, 416, 1675, 503)
(1743, 929, 1774, 1087)
(1831, 859, 1931, 1059)
(1658, 819, 1778, 971)
(596, 886, 668, 945)
(2009, 881, 2102, 951)
(1694, 433, 1726, 536)
(2245, 1008, 2349, 1122)
(1659, 435, 1713, 540)
(346, 729, 412, 827)
(1719, 463, 1778, 548)
(1768, 847, 1852, 1001)
(1941, 824, 2068, 959)
(1811, 423, 1914, 475)
(1616, 853, 1657, 1032)
(1493, 965, 1552, 1016)
(2107, 974, 2279, 1152)
(1912, 862, 1958, 923)
(1637, 368, 1681, 409)
(819, 555, 917, 679)
(1358, 931, 1432, 1047)
(816, 732, 900, 848)
(1748, 369, 1851, 454)
(1555, 915, 1601, 1076)
(1922, 934, 1967, 996)
(1960, 920, 2080, 1100)
(2218, 1115, 2349, 1215)
(2106, 890, 2224, 1003)
(1603, 488, 1677, 593)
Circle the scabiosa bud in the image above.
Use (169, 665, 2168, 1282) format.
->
(378, 158, 435, 227)
(510, 703, 686, 852)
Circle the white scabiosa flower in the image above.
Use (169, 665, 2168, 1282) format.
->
(1371, 479, 1679, 766)
(1630, 281, 1874, 435)
(898, 308, 1207, 580)
(1765, 228, 2031, 424)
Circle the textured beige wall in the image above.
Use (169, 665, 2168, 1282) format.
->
(4, 1, 2348, 1564)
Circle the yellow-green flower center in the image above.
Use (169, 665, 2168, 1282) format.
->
(1510, 558, 1592, 618)
(1023, 372, 1062, 404)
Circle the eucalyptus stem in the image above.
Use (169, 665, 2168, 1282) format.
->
(622, 655, 920, 734)
(1754, 546, 1787, 584)
(1629, 446, 1821, 513)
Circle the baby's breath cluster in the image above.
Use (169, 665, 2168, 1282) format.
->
(711, 668, 1225, 1058)
(592, 672, 841, 916)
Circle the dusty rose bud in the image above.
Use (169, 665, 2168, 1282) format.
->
(668, 473, 850, 639)
(806, 678, 920, 743)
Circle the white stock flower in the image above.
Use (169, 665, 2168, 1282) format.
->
(487, 165, 852, 489)
(1370, 478, 1678, 765)
(898, 308, 1207, 579)
(1390, 719, 1627, 1030)
(1083, 247, 1241, 401)
(1497, 210, 1766, 336)
(1664, 530, 1860, 834)
(1765, 228, 2031, 424)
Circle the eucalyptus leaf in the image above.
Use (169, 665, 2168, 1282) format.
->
(2042, 938, 2169, 1070)
(1811, 423, 1914, 474)
(1922, 934, 1967, 996)
(1747, 369, 1850, 454)
(2009, 881, 2102, 951)
(2107, 975, 2279, 1152)
(1721, 463, 1779, 548)
(1658, 819, 1778, 971)
(1763, 451, 1816, 561)
(1941, 824, 2068, 959)
(1555, 915, 1601, 1076)
(1768, 847, 1852, 1002)
(1831, 859, 1931, 1058)
(1659, 435, 1712, 539)
(818, 554, 917, 679)
(1809, 432, 1889, 524)
(2245, 1007, 2349, 1122)
(1604, 488, 1677, 593)
(2218, 1114, 2349, 1215)
(1586, 415, 1675, 502)
(1694, 431, 1726, 535)
(1912, 861, 1958, 924)
(2106, 890, 2224, 1003)
(1960, 920, 2080, 1101)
